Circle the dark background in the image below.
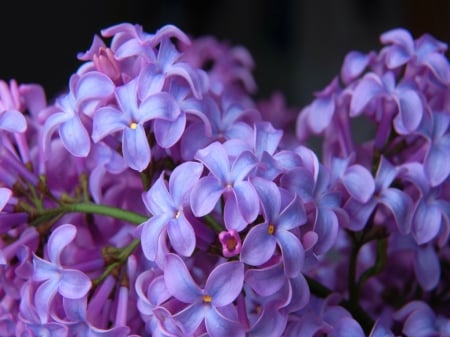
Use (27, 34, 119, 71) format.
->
(1, 0, 449, 109)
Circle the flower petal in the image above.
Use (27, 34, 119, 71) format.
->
(59, 269, 91, 299)
(393, 88, 423, 134)
(205, 307, 245, 337)
(277, 231, 305, 278)
(379, 188, 413, 234)
(165, 254, 202, 303)
(169, 161, 203, 206)
(342, 164, 375, 203)
(412, 200, 442, 244)
(153, 112, 186, 148)
(350, 73, 385, 116)
(140, 215, 171, 261)
(240, 224, 276, 266)
(307, 96, 335, 134)
(59, 116, 91, 157)
(92, 107, 128, 142)
(190, 176, 224, 216)
(205, 261, 244, 307)
(414, 244, 440, 291)
(122, 124, 151, 171)
(0, 109, 27, 132)
(48, 224, 77, 265)
(233, 181, 259, 223)
(245, 262, 285, 296)
(167, 216, 196, 257)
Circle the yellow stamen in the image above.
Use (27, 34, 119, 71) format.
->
(202, 294, 212, 303)
(130, 122, 138, 130)
(267, 224, 275, 235)
(175, 210, 180, 219)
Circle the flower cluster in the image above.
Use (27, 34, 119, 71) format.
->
(0, 23, 449, 337)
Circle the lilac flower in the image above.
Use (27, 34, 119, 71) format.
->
(16, 282, 69, 337)
(101, 23, 191, 62)
(164, 254, 245, 337)
(190, 141, 259, 231)
(137, 37, 207, 100)
(344, 156, 413, 233)
(139, 161, 204, 260)
(329, 155, 375, 204)
(281, 163, 345, 255)
(218, 229, 242, 257)
(32, 224, 92, 323)
(419, 111, 450, 187)
(41, 72, 115, 157)
(92, 78, 180, 171)
(241, 177, 306, 278)
(350, 71, 423, 136)
(180, 96, 259, 160)
(380, 28, 450, 83)
(399, 162, 450, 245)
(393, 300, 450, 337)
(0, 79, 27, 133)
(340, 51, 373, 85)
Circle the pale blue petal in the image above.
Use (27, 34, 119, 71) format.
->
(153, 112, 186, 148)
(59, 269, 91, 298)
(194, 141, 230, 183)
(48, 224, 77, 265)
(393, 88, 423, 134)
(122, 124, 151, 171)
(205, 307, 245, 337)
(205, 261, 244, 307)
(414, 245, 440, 291)
(167, 216, 196, 257)
(169, 161, 204, 206)
(379, 188, 412, 234)
(277, 231, 304, 278)
(92, 107, 128, 142)
(307, 96, 335, 133)
(164, 254, 202, 303)
(252, 177, 281, 222)
(425, 144, 450, 186)
(245, 262, 285, 296)
(0, 109, 27, 132)
(413, 200, 442, 244)
(59, 116, 91, 157)
(350, 73, 385, 116)
(138, 92, 180, 122)
(190, 176, 223, 216)
(342, 165, 375, 203)
(140, 215, 171, 261)
(233, 181, 259, 223)
(75, 71, 115, 103)
(240, 224, 276, 266)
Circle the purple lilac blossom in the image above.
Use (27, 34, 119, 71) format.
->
(1, 22, 450, 337)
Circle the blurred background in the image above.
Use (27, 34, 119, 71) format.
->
(1, 0, 449, 109)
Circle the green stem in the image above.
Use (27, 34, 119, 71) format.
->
(93, 239, 140, 286)
(33, 202, 148, 225)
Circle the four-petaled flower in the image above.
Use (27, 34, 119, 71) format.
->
(164, 254, 246, 337)
(32, 224, 92, 323)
